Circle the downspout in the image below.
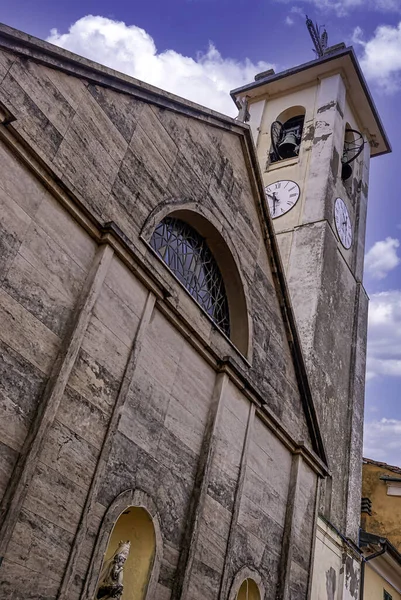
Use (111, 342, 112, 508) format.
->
(360, 544, 387, 600)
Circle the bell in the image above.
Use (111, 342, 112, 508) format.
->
(278, 131, 299, 159)
(341, 162, 353, 181)
(341, 150, 353, 181)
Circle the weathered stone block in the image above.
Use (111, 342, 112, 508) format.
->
(0, 440, 19, 502)
(39, 420, 98, 488)
(0, 339, 46, 451)
(67, 349, 120, 417)
(24, 461, 87, 534)
(0, 70, 63, 159)
(9, 58, 76, 136)
(0, 287, 60, 375)
(0, 187, 31, 283)
(56, 385, 109, 451)
(6, 508, 74, 585)
(3, 253, 73, 337)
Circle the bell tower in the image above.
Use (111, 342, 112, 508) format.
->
(231, 43, 390, 550)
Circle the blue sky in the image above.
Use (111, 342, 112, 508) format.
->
(3, 0, 401, 464)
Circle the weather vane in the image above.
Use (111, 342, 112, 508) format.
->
(306, 15, 328, 58)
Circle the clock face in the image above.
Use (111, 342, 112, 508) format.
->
(265, 180, 300, 219)
(334, 197, 352, 249)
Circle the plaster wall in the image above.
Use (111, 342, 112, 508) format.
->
(364, 563, 401, 600)
(0, 43, 321, 600)
(310, 518, 361, 600)
(362, 464, 401, 551)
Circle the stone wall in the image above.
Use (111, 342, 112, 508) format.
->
(0, 34, 323, 600)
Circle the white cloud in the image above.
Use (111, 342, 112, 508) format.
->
(46, 15, 274, 117)
(364, 418, 401, 465)
(366, 290, 401, 380)
(285, 16, 295, 25)
(278, 0, 401, 18)
(353, 23, 401, 93)
(365, 237, 400, 280)
(290, 5, 305, 14)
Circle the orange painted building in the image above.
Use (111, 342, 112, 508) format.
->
(362, 458, 401, 552)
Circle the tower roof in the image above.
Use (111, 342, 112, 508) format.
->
(231, 46, 391, 158)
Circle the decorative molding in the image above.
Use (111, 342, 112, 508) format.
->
(172, 372, 229, 599)
(219, 402, 255, 598)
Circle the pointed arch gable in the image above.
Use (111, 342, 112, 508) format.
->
(141, 202, 252, 358)
(83, 489, 163, 600)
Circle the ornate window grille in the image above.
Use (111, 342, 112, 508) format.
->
(150, 217, 230, 336)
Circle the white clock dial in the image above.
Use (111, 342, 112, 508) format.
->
(334, 197, 352, 249)
(265, 180, 300, 219)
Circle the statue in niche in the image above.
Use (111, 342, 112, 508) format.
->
(96, 540, 131, 599)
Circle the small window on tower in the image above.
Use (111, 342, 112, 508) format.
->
(269, 107, 305, 164)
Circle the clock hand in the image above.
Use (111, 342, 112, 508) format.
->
(266, 191, 278, 214)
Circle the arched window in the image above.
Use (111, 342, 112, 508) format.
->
(96, 507, 156, 600)
(270, 106, 306, 164)
(236, 578, 261, 600)
(341, 123, 364, 182)
(150, 216, 230, 336)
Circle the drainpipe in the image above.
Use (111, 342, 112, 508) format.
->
(360, 544, 387, 600)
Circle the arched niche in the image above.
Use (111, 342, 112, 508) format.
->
(84, 489, 162, 600)
(270, 105, 306, 163)
(228, 566, 265, 600)
(237, 578, 261, 600)
(142, 204, 251, 358)
(97, 507, 155, 600)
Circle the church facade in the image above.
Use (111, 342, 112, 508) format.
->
(0, 22, 390, 600)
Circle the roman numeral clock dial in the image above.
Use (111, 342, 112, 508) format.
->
(265, 180, 300, 218)
(334, 197, 352, 249)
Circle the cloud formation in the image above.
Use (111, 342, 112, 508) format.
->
(365, 237, 400, 280)
(47, 15, 274, 117)
(364, 418, 401, 465)
(366, 290, 401, 380)
(278, 0, 401, 18)
(353, 23, 401, 93)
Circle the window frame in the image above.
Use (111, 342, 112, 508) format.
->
(150, 216, 231, 336)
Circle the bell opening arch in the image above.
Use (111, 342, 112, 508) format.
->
(270, 105, 306, 163)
